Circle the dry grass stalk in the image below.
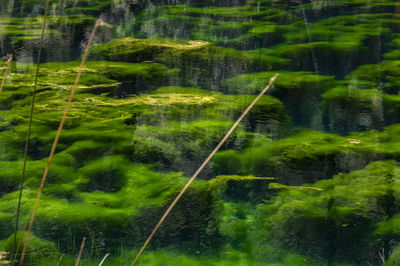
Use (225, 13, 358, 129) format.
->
(0, 53, 13, 94)
(56, 254, 64, 266)
(75, 237, 86, 266)
(98, 253, 110, 266)
(131, 73, 279, 266)
(19, 16, 104, 266)
(269, 183, 323, 191)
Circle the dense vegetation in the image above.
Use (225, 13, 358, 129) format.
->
(1, 0, 400, 265)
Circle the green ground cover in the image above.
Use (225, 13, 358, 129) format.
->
(2, 0, 400, 265)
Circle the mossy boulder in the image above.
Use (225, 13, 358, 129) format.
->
(0, 15, 113, 62)
(254, 160, 400, 264)
(9, 0, 113, 16)
(254, 41, 368, 77)
(212, 125, 400, 184)
(138, 6, 289, 50)
(322, 86, 384, 135)
(225, 71, 336, 129)
(0, 165, 221, 253)
(211, 175, 276, 203)
(0, 231, 56, 264)
(348, 60, 400, 95)
(88, 37, 287, 90)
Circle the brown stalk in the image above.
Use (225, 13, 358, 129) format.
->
(131, 73, 279, 266)
(56, 254, 64, 266)
(0, 53, 13, 94)
(98, 253, 110, 266)
(75, 237, 86, 266)
(18, 16, 104, 266)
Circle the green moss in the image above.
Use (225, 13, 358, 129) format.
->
(386, 245, 400, 266)
(211, 175, 276, 203)
(254, 160, 400, 263)
(0, 232, 56, 263)
(165, 5, 275, 19)
(0, 164, 220, 252)
(226, 71, 335, 128)
(138, 5, 290, 49)
(78, 155, 130, 192)
(152, 86, 213, 95)
(0, 15, 111, 62)
(347, 60, 400, 94)
(88, 37, 287, 89)
(212, 124, 400, 184)
(322, 86, 384, 134)
(322, 86, 380, 102)
(12, 0, 112, 16)
(257, 41, 366, 76)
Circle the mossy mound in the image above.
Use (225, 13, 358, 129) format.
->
(253, 41, 367, 77)
(0, 231, 56, 263)
(88, 37, 287, 90)
(211, 175, 276, 203)
(225, 71, 335, 129)
(212, 124, 400, 184)
(0, 165, 221, 253)
(136, 5, 292, 50)
(348, 60, 400, 95)
(0, 15, 112, 62)
(8, 0, 113, 16)
(322, 86, 384, 135)
(0, 57, 288, 255)
(254, 160, 400, 264)
(0, 60, 169, 103)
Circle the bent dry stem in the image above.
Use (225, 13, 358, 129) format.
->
(131, 73, 279, 266)
(18, 17, 104, 266)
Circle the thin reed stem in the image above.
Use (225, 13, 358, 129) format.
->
(75, 237, 86, 266)
(12, 0, 51, 263)
(11, 222, 27, 265)
(0, 53, 13, 94)
(131, 74, 279, 266)
(19, 16, 104, 266)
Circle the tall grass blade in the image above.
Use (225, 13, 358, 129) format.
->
(18, 16, 104, 266)
(12, 0, 51, 263)
(131, 74, 279, 265)
(0, 53, 13, 94)
(10, 222, 27, 265)
(75, 237, 86, 266)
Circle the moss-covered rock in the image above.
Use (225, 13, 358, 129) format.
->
(0, 231, 56, 264)
(322, 86, 384, 135)
(225, 71, 335, 129)
(212, 125, 400, 184)
(137, 5, 291, 50)
(88, 37, 287, 90)
(254, 160, 400, 264)
(347, 60, 400, 95)
(0, 15, 114, 62)
(0, 165, 221, 253)
(211, 175, 276, 203)
(8, 0, 113, 16)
